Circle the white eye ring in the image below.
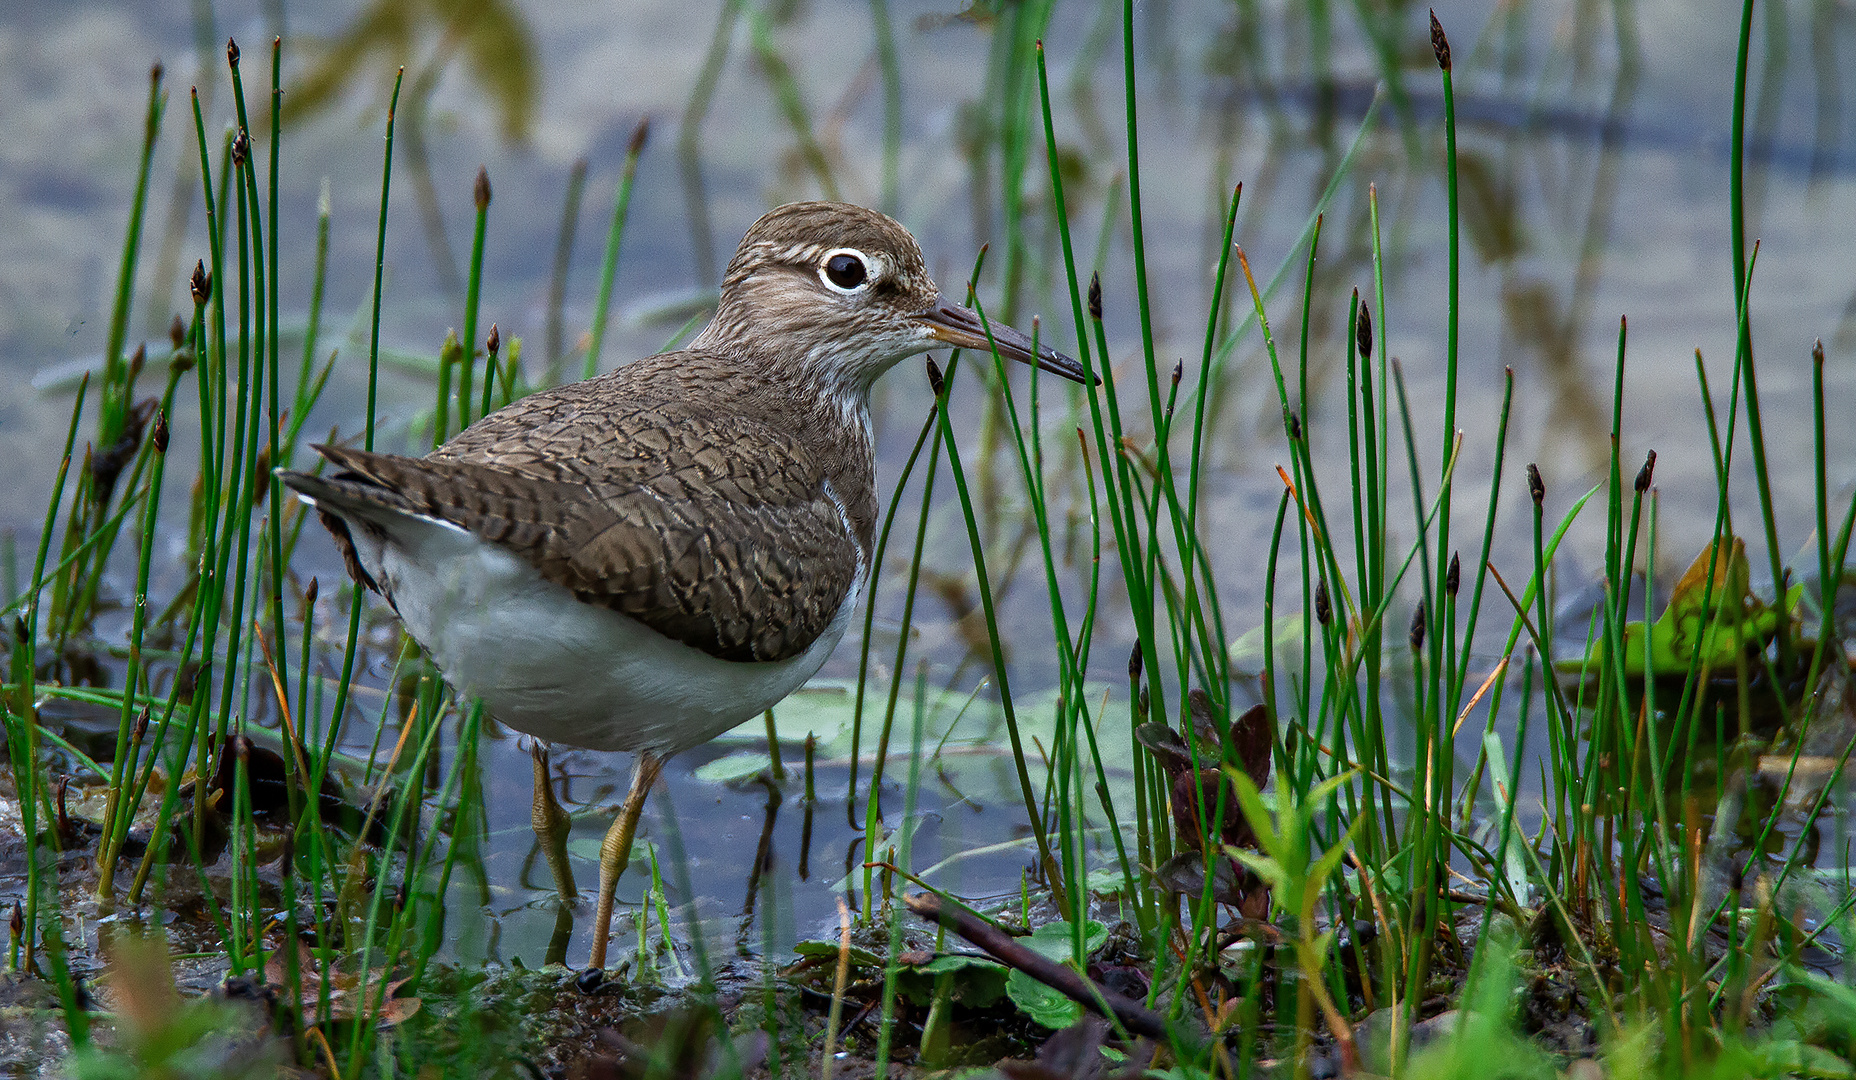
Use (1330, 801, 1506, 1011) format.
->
(820, 248, 872, 294)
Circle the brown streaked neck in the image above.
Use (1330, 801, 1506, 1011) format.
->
(678, 329, 883, 566)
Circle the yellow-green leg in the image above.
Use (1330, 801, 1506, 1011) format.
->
(530, 743, 578, 901)
(587, 751, 665, 973)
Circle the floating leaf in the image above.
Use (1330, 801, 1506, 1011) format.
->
(897, 952, 1007, 1008)
(1018, 919, 1107, 963)
(691, 752, 772, 784)
(791, 938, 883, 968)
(1227, 615, 1304, 674)
(1007, 967, 1082, 1029)
(1561, 536, 1804, 679)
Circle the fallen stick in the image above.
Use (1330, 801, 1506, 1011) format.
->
(903, 892, 1183, 1043)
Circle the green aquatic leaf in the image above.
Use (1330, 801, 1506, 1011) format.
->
(1227, 615, 1305, 674)
(1561, 536, 1803, 679)
(691, 752, 771, 784)
(997, 920, 1108, 1027)
(792, 938, 883, 968)
(1019, 919, 1108, 962)
(1007, 967, 1082, 1028)
(897, 952, 1007, 1008)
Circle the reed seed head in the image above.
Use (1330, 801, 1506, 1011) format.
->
(227, 37, 239, 67)
(131, 706, 150, 744)
(1088, 273, 1103, 320)
(1286, 410, 1302, 441)
(1527, 463, 1545, 506)
(1635, 450, 1656, 494)
(474, 167, 491, 211)
(306, 576, 319, 608)
(231, 129, 250, 166)
(1314, 580, 1331, 625)
(1409, 604, 1426, 651)
(191, 261, 211, 305)
(925, 357, 945, 398)
(1356, 301, 1373, 360)
(487, 323, 500, 355)
(1446, 552, 1460, 598)
(169, 315, 186, 350)
(1128, 643, 1143, 683)
(152, 410, 169, 454)
(628, 116, 651, 156)
(1429, 11, 1451, 71)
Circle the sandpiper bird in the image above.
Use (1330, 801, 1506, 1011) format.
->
(280, 201, 1088, 974)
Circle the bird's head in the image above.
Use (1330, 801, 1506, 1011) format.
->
(700, 201, 1090, 396)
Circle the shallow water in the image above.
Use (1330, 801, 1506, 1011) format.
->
(3, 0, 1855, 973)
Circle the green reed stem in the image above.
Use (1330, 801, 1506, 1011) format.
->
(14, 374, 88, 975)
(929, 358, 1065, 911)
(461, 168, 492, 430)
(584, 121, 649, 380)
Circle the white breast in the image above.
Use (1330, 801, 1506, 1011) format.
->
(318, 500, 858, 755)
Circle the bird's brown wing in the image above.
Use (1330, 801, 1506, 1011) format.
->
(298, 392, 861, 664)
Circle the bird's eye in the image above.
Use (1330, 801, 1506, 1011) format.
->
(822, 250, 869, 293)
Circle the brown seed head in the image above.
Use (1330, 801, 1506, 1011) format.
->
(152, 410, 169, 454)
(1429, 11, 1451, 71)
(1088, 273, 1103, 320)
(1409, 604, 1426, 651)
(1634, 450, 1656, 494)
(191, 261, 211, 305)
(486, 323, 500, 355)
(227, 38, 239, 67)
(305, 576, 319, 608)
(1527, 463, 1545, 506)
(1314, 580, 1331, 625)
(1356, 300, 1373, 360)
(925, 357, 945, 398)
(1445, 552, 1460, 598)
(231, 129, 249, 166)
(169, 315, 186, 350)
(474, 167, 491, 211)
(1128, 644, 1143, 683)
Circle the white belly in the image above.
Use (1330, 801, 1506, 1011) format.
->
(329, 504, 856, 756)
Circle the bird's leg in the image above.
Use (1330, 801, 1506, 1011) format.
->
(587, 751, 665, 973)
(530, 742, 578, 901)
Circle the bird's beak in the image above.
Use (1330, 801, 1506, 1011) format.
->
(917, 297, 1095, 385)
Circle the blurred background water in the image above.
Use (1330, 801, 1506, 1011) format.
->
(2, 0, 1854, 967)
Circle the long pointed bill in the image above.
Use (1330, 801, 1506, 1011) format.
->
(916, 297, 1095, 385)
